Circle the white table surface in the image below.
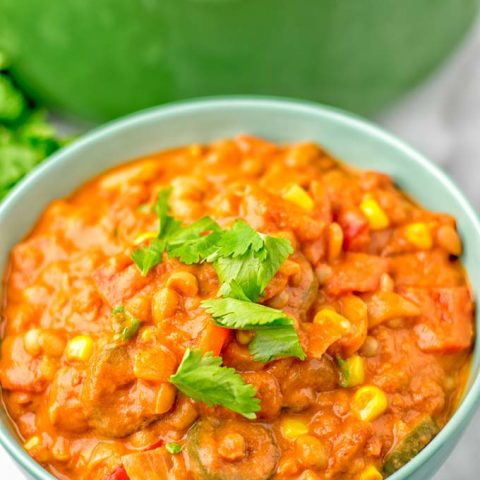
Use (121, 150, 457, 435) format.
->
(2, 20, 480, 480)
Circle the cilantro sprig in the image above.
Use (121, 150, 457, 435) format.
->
(211, 221, 293, 301)
(133, 189, 306, 415)
(131, 188, 220, 275)
(202, 297, 306, 362)
(166, 216, 222, 265)
(111, 305, 141, 342)
(0, 69, 66, 200)
(170, 348, 260, 419)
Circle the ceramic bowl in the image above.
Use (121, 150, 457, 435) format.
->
(0, 97, 479, 479)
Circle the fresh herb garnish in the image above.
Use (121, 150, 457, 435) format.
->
(166, 216, 222, 264)
(111, 306, 141, 342)
(119, 317, 141, 341)
(131, 238, 166, 276)
(131, 189, 221, 274)
(202, 297, 305, 362)
(0, 62, 66, 201)
(212, 221, 293, 301)
(170, 348, 260, 419)
(165, 442, 183, 455)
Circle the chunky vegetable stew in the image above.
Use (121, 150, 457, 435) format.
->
(0, 136, 474, 479)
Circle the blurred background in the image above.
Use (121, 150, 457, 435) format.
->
(1, 1, 480, 478)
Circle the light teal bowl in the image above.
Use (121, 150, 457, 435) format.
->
(0, 98, 479, 480)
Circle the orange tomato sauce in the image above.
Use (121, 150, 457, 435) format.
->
(0, 136, 474, 480)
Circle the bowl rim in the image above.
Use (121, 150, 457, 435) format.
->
(1, 95, 479, 480)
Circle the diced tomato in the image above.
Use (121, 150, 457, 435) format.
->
(92, 253, 150, 306)
(103, 465, 129, 480)
(389, 250, 464, 288)
(337, 207, 370, 252)
(145, 439, 164, 451)
(0, 335, 47, 393)
(198, 322, 232, 356)
(400, 286, 474, 353)
(326, 253, 389, 296)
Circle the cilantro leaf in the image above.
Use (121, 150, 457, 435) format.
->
(111, 305, 142, 342)
(219, 280, 252, 301)
(131, 238, 166, 276)
(0, 74, 26, 124)
(201, 297, 305, 362)
(249, 326, 306, 363)
(167, 216, 222, 264)
(0, 73, 65, 201)
(214, 220, 265, 259)
(214, 233, 293, 301)
(131, 188, 181, 275)
(169, 349, 260, 419)
(202, 297, 290, 329)
(155, 187, 182, 238)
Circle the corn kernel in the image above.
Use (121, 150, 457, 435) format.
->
(24, 435, 41, 451)
(351, 386, 388, 422)
(24, 328, 42, 356)
(236, 330, 254, 346)
(236, 330, 253, 345)
(280, 417, 309, 440)
(314, 309, 351, 331)
(357, 465, 383, 480)
(24, 435, 49, 463)
(360, 194, 390, 230)
(133, 231, 158, 245)
(338, 354, 365, 388)
(66, 335, 94, 362)
(404, 222, 432, 249)
(282, 184, 314, 211)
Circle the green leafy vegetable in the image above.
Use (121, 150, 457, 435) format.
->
(0, 66, 66, 201)
(131, 188, 181, 275)
(111, 306, 141, 342)
(165, 442, 183, 455)
(120, 317, 141, 341)
(0, 74, 26, 123)
(131, 238, 166, 276)
(132, 190, 221, 274)
(155, 187, 182, 239)
(169, 348, 260, 419)
(213, 220, 265, 259)
(212, 221, 293, 301)
(166, 216, 222, 264)
(202, 297, 305, 362)
(249, 326, 306, 363)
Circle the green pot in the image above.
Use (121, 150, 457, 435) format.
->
(0, 0, 478, 122)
